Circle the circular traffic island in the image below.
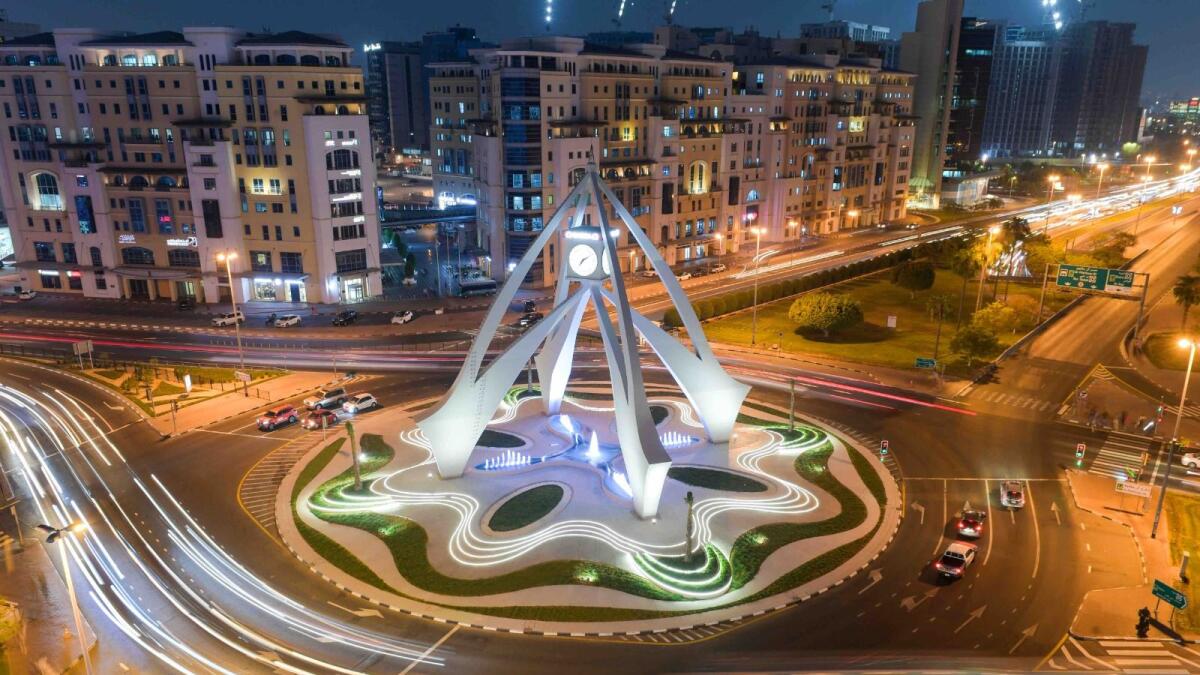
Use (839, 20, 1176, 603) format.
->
(281, 385, 900, 634)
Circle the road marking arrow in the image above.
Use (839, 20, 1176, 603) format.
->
(1009, 624, 1038, 654)
(1050, 502, 1062, 525)
(858, 568, 883, 595)
(327, 601, 383, 619)
(911, 500, 925, 524)
(962, 500, 972, 515)
(900, 587, 938, 612)
(954, 605, 987, 634)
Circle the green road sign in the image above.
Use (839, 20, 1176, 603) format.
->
(915, 358, 936, 369)
(1153, 579, 1188, 609)
(1104, 269, 1136, 296)
(1057, 264, 1107, 291)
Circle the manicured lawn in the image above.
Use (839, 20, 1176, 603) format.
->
(93, 368, 127, 381)
(152, 381, 186, 397)
(1144, 332, 1194, 371)
(173, 365, 282, 383)
(668, 466, 767, 493)
(488, 484, 564, 531)
(1165, 492, 1200, 631)
(703, 269, 1071, 374)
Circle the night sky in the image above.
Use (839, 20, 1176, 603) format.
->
(11, 0, 1192, 100)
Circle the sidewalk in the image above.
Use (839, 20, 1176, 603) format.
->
(148, 370, 341, 436)
(0, 541, 96, 675)
(1066, 470, 1194, 640)
(1060, 366, 1200, 442)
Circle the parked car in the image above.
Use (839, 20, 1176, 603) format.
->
(177, 297, 196, 311)
(274, 314, 301, 327)
(17, 290, 36, 300)
(1182, 452, 1200, 470)
(999, 480, 1026, 508)
(302, 409, 338, 430)
(933, 542, 978, 579)
(676, 271, 693, 281)
(401, 276, 418, 286)
(523, 300, 537, 313)
(331, 310, 358, 326)
(518, 311, 544, 328)
(956, 509, 987, 538)
(342, 393, 379, 414)
(390, 310, 415, 325)
(257, 405, 298, 431)
(640, 269, 659, 279)
(211, 311, 245, 327)
(709, 263, 728, 274)
(304, 388, 347, 410)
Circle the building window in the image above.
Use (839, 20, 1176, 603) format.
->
(121, 247, 155, 266)
(128, 198, 147, 232)
(201, 199, 223, 238)
(31, 173, 63, 211)
(325, 149, 358, 170)
(89, 246, 102, 267)
(155, 198, 173, 234)
(203, 177, 216, 190)
(75, 196, 95, 234)
(335, 249, 367, 274)
(33, 241, 55, 262)
(167, 249, 200, 267)
(40, 272, 62, 289)
(61, 243, 77, 264)
(250, 251, 272, 272)
(280, 252, 303, 274)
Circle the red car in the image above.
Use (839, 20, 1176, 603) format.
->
(257, 405, 298, 431)
(956, 509, 987, 538)
(303, 409, 338, 431)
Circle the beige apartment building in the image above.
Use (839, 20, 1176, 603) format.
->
(430, 36, 913, 288)
(0, 28, 381, 305)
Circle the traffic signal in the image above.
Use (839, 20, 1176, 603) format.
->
(1076, 443, 1086, 467)
(880, 439, 889, 456)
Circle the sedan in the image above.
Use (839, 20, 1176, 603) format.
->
(390, 310, 415, 325)
(331, 310, 358, 326)
(257, 405, 298, 431)
(1183, 452, 1200, 470)
(302, 409, 339, 431)
(676, 271, 693, 281)
(342, 393, 378, 414)
(274, 314, 301, 327)
(999, 480, 1026, 508)
(933, 542, 977, 579)
(17, 290, 36, 300)
(517, 312, 543, 328)
(956, 509, 987, 538)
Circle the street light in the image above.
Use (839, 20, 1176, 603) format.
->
(36, 522, 92, 675)
(1095, 163, 1109, 199)
(628, 249, 637, 274)
(1134, 175, 1152, 236)
(1188, 148, 1197, 169)
(1152, 338, 1198, 539)
(787, 218, 799, 239)
(974, 224, 1002, 313)
(1145, 155, 1156, 178)
(749, 226, 766, 346)
(713, 232, 724, 268)
(215, 250, 248, 396)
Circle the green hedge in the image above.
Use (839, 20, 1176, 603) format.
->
(661, 243, 921, 328)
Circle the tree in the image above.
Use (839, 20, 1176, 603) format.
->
(972, 302, 1019, 335)
(951, 324, 1000, 366)
(1173, 275, 1200, 329)
(404, 252, 416, 279)
(926, 294, 955, 359)
(891, 260, 936, 298)
(787, 292, 863, 337)
(949, 247, 982, 329)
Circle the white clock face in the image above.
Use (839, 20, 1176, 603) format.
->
(601, 253, 612, 276)
(568, 244, 598, 277)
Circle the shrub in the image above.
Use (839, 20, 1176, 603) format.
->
(891, 260, 936, 297)
(663, 308, 682, 328)
(787, 292, 864, 337)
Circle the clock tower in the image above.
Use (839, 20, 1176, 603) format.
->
(563, 226, 612, 281)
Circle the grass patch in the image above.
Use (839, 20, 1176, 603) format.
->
(93, 368, 127, 381)
(488, 484, 564, 532)
(477, 429, 525, 448)
(1145, 332, 1196, 371)
(173, 365, 282, 383)
(703, 269, 1072, 376)
(1165, 492, 1200, 631)
(668, 466, 767, 493)
(152, 381, 186, 397)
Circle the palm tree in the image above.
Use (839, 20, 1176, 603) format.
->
(1173, 275, 1200, 329)
(926, 294, 955, 359)
(950, 247, 981, 330)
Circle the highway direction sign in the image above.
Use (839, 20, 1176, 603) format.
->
(1153, 579, 1188, 609)
(1116, 481, 1151, 498)
(1104, 269, 1136, 296)
(1056, 264, 1136, 296)
(234, 370, 252, 383)
(915, 358, 936, 369)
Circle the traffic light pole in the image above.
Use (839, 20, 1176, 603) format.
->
(1152, 340, 1196, 539)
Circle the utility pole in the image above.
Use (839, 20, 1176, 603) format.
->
(684, 491, 695, 563)
(789, 378, 796, 431)
(1153, 339, 1196, 539)
(346, 420, 362, 491)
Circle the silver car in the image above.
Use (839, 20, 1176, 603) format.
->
(999, 480, 1025, 508)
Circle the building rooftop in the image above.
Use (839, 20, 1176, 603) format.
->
(80, 31, 192, 47)
(236, 30, 347, 48)
(0, 32, 55, 47)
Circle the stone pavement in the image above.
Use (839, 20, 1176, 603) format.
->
(147, 370, 343, 437)
(0, 541, 96, 675)
(1066, 470, 1195, 641)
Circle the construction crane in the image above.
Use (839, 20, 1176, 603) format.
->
(821, 0, 837, 21)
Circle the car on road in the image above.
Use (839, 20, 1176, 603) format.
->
(304, 388, 347, 410)
(342, 393, 379, 414)
(956, 509, 987, 538)
(331, 310, 358, 326)
(211, 311, 245, 326)
(933, 542, 978, 578)
(257, 405, 298, 431)
(517, 311, 544, 328)
(302, 409, 338, 430)
(274, 314, 301, 327)
(676, 271, 693, 281)
(905, 223, 919, 230)
(523, 300, 537, 313)
(999, 480, 1026, 508)
(390, 310, 415, 325)
(640, 269, 659, 278)
(708, 263, 727, 274)
(17, 290, 36, 300)
(1183, 452, 1200, 470)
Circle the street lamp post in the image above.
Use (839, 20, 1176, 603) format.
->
(713, 232, 724, 269)
(215, 251, 248, 397)
(974, 225, 1002, 313)
(1134, 176, 1152, 237)
(1152, 338, 1197, 539)
(36, 522, 92, 675)
(1145, 155, 1156, 179)
(750, 226, 765, 346)
(628, 249, 637, 275)
(1095, 163, 1109, 200)
(1188, 148, 1197, 170)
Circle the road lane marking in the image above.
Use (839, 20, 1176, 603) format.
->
(400, 624, 460, 675)
(1027, 480, 1041, 579)
(932, 479, 947, 557)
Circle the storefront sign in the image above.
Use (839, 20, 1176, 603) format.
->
(118, 234, 136, 243)
(166, 236, 198, 248)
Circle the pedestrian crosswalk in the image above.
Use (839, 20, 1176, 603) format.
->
(971, 388, 1055, 412)
(1088, 432, 1154, 482)
(238, 437, 317, 539)
(1045, 637, 1200, 673)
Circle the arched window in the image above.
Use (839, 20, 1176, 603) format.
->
(325, 149, 358, 170)
(746, 189, 761, 202)
(325, 55, 341, 66)
(276, 54, 297, 65)
(3, 55, 17, 66)
(102, 55, 117, 66)
(25, 55, 41, 67)
(313, 106, 326, 115)
(121, 54, 137, 66)
(687, 160, 708, 195)
(660, 225, 670, 242)
(300, 54, 320, 66)
(31, 173, 62, 211)
(167, 249, 200, 268)
(162, 54, 177, 66)
(128, 175, 149, 189)
(89, 247, 102, 267)
(141, 54, 158, 67)
(336, 105, 349, 115)
(121, 247, 155, 266)
(253, 54, 271, 65)
(155, 176, 176, 188)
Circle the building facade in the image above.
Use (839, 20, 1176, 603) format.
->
(365, 41, 426, 154)
(800, 21, 892, 44)
(979, 24, 1061, 158)
(944, 17, 996, 170)
(431, 36, 913, 288)
(1050, 21, 1146, 157)
(0, 27, 382, 304)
